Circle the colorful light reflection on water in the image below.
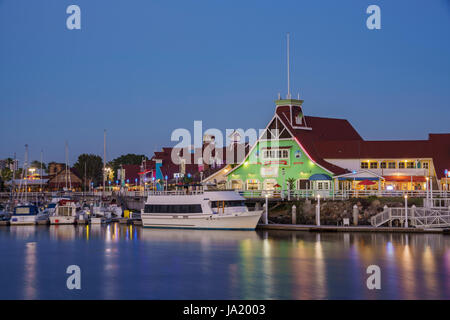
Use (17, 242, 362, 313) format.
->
(0, 224, 448, 299)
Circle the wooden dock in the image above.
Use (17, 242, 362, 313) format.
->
(257, 223, 445, 234)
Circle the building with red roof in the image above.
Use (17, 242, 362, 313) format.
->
(225, 98, 450, 194)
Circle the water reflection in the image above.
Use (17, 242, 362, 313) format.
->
(0, 225, 448, 299)
(24, 242, 37, 299)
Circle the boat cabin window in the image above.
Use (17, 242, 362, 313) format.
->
(144, 204, 203, 214)
(14, 206, 38, 215)
(211, 201, 246, 208)
(57, 207, 73, 216)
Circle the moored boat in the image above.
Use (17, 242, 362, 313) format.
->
(49, 199, 78, 225)
(10, 204, 48, 225)
(141, 190, 262, 230)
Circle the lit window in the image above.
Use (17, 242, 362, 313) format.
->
(399, 162, 405, 169)
(370, 162, 378, 169)
(388, 162, 396, 169)
(361, 162, 369, 169)
(422, 162, 429, 169)
(380, 162, 387, 169)
(262, 149, 289, 160)
(407, 161, 415, 169)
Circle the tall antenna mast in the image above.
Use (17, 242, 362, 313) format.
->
(287, 32, 291, 99)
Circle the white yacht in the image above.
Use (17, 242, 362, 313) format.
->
(141, 190, 262, 230)
(10, 204, 48, 225)
(49, 200, 78, 225)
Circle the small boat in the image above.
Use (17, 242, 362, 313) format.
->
(141, 190, 262, 230)
(90, 216, 108, 224)
(49, 200, 78, 225)
(10, 204, 49, 225)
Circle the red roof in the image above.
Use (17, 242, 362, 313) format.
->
(429, 134, 450, 178)
(121, 164, 140, 182)
(315, 140, 431, 159)
(313, 134, 450, 178)
(276, 106, 361, 175)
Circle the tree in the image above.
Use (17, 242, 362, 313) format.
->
(109, 154, 148, 180)
(30, 160, 47, 171)
(286, 177, 296, 190)
(0, 168, 13, 182)
(73, 154, 103, 188)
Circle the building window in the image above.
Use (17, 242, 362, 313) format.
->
(361, 162, 369, 169)
(407, 161, 415, 169)
(388, 162, 396, 169)
(246, 179, 260, 190)
(262, 149, 289, 160)
(380, 162, 387, 169)
(399, 162, 405, 169)
(370, 162, 378, 169)
(422, 162, 429, 169)
(317, 181, 330, 190)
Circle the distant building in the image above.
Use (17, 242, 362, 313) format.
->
(47, 168, 82, 191)
(0, 159, 19, 171)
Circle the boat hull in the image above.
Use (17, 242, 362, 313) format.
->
(141, 211, 262, 230)
(10, 215, 38, 225)
(49, 216, 76, 225)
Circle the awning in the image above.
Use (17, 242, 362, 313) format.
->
(309, 174, 332, 181)
(338, 177, 379, 181)
(384, 176, 427, 182)
(358, 179, 376, 186)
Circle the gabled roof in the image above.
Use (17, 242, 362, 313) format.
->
(275, 108, 357, 175)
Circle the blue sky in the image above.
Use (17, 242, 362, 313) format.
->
(1, 0, 449, 164)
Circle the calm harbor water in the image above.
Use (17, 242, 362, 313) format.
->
(0, 224, 448, 300)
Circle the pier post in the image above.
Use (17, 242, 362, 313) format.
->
(264, 194, 269, 224)
(315, 195, 321, 226)
(292, 205, 296, 224)
(352, 204, 359, 226)
(411, 205, 416, 226)
(404, 195, 408, 228)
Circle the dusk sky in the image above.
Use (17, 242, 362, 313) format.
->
(1, 0, 449, 165)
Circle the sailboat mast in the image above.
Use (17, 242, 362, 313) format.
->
(103, 129, 106, 195)
(65, 141, 68, 190)
(24, 144, 28, 202)
(40, 149, 43, 194)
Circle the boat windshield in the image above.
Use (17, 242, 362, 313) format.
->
(144, 204, 203, 214)
(47, 203, 57, 209)
(14, 206, 38, 215)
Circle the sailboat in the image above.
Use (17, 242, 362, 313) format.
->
(10, 145, 49, 225)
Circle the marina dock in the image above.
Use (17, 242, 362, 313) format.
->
(257, 223, 446, 233)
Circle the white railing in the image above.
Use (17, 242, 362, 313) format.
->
(371, 206, 450, 228)
(0, 190, 448, 200)
(414, 208, 450, 228)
